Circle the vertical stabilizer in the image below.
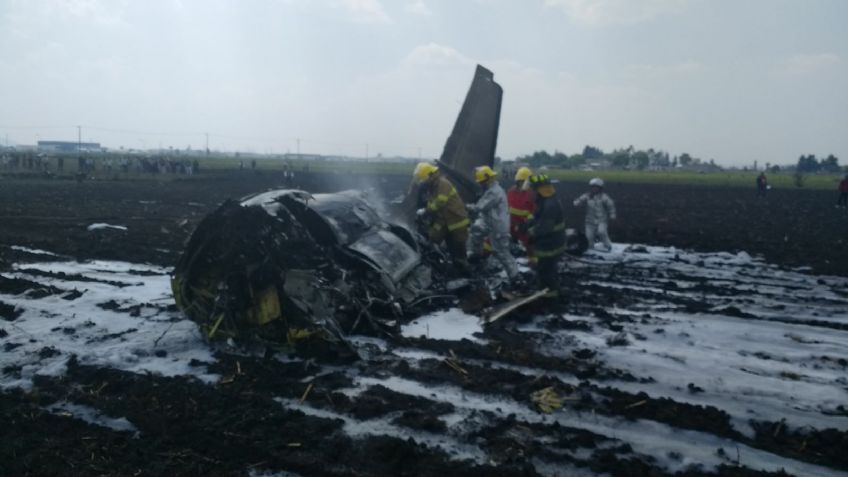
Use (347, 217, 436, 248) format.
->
(398, 65, 503, 221)
(437, 65, 503, 202)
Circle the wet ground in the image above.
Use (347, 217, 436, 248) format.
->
(1, 170, 847, 476)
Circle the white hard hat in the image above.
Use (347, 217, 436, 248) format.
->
(589, 177, 604, 187)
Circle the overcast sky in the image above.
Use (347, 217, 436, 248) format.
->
(1, 0, 846, 165)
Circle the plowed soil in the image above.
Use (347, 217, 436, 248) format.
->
(1, 170, 846, 477)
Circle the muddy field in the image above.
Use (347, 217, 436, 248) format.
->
(0, 170, 845, 274)
(1, 170, 847, 477)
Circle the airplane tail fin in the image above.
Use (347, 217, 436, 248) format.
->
(398, 65, 503, 220)
(438, 64, 502, 202)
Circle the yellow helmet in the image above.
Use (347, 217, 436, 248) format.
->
(529, 174, 556, 197)
(514, 167, 532, 182)
(413, 162, 438, 183)
(474, 165, 497, 183)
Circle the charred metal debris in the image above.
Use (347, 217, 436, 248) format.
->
(170, 189, 484, 359)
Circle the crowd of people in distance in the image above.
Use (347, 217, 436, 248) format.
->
(0, 151, 52, 172)
(0, 151, 201, 176)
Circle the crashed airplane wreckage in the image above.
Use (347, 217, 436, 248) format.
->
(171, 65, 586, 357)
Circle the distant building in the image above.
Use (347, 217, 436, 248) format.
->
(38, 140, 102, 153)
(583, 159, 611, 171)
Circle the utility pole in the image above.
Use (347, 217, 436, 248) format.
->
(296, 137, 300, 159)
(77, 125, 82, 154)
(205, 133, 209, 156)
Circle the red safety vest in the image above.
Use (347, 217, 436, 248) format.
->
(506, 187, 537, 264)
(507, 187, 535, 227)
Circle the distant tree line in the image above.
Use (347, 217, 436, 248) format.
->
(515, 145, 719, 171)
(795, 154, 842, 174)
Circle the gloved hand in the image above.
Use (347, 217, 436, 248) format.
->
(416, 208, 428, 218)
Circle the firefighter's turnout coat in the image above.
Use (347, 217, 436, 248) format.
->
(528, 195, 566, 260)
(527, 194, 566, 295)
(425, 174, 470, 246)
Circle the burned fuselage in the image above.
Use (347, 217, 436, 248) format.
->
(171, 189, 435, 356)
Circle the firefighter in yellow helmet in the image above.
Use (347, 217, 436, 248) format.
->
(468, 166, 519, 282)
(413, 162, 471, 273)
(523, 174, 566, 298)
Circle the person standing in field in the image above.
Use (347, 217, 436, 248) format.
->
(573, 178, 617, 252)
(756, 172, 768, 197)
(837, 174, 848, 209)
(507, 167, 536, 266)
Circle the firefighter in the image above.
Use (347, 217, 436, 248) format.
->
(507, 166, 536, 265)
(468, 166, 519, 282)
(573, 177, 616, 252)
(524, 174, 566, 298)
(413, 162, 471, 273)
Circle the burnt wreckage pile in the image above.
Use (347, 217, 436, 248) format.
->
(171, 65, 585, 354)
(172, 189, 441, 356)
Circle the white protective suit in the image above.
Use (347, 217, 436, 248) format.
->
(573, 192, 617, 251)
(468, 181, 519, 279)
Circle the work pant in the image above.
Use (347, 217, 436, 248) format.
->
(585, 221, 612, 251)
(469, 223, 519, 279)
(510, 223, 537, 266)
(536, 252, 562, 298)
(838, 192, 848, 207)
(431, 224, 470, 274)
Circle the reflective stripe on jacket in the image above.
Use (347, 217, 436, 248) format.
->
(426, 174, 469, 233)
(507, 187, 535, 225)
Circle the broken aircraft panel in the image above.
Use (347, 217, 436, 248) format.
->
(171, 189, 434, 357)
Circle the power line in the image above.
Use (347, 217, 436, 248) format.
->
(0, 123, 435, 157)
(0, 125, 74, 130)
(83, 126, 204, 137)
